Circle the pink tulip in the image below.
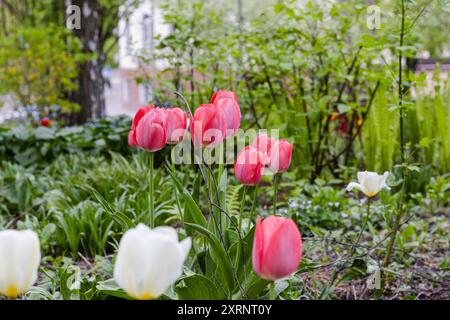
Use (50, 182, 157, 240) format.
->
(234, 146, 264, 185)
(211, 90, 238, 104)
(267, 140, 293, 173)
(252, 216, 302, 281)
(190, 104, 226, 147)
(128, 130, 137, 147)
(252, 134, 274, 165)
(135, 107, 167, 152)
(165, 107, 187, 144)
(211, 90, 241, 136)
(129, 105, 155, 147)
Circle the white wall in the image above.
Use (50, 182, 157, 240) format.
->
(118, 0, 170, 70)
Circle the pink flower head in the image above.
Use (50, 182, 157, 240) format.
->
(234, 146, 264, 185)
(211, 90, 240, 136)
(135, 107, 167, 152)
(267, 140, 293, 173)
(252, 216, 302, 281)
(129, 105, 155, 147)
(165, 107, 187, 144)
(190, 104, 226, 147)
(252, 134, 274, 165)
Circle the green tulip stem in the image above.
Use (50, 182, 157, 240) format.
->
(149, 152, 154, 228)
(351, 197, 371, 255)
(273, 173, 280, 215)
(238, 185, 248, 233)
(269, 281, 276, 300)
(247, 185, 258, 234)
(171, 148, 183, 222)
(235, 185, 248, 267)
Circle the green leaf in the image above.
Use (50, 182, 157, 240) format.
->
(96, 279, 133, 300)
(185, 223, 235, 292)
(175, 274, 225, 299)
(34, 127, 54, 140)
(85, 185, 134, 231)
(165, 164, 207, 229)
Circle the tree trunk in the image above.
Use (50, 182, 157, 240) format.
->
(66, 0, 105, 124)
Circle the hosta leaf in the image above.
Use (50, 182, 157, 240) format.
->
(175, 274, 226, 299)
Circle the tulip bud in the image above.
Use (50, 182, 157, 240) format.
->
(39, 118, 51, 127)
(0, 229, 41, 298)
(211, 90, 241, 136)
(252, 216, 302, 281)
(252, 134, 273, 165)
(346, 171, 390, 198)
(267, 140, 293, 173)
(165, 107, 187, 144)
(135, 107, 168, 152)
(128, 105, 155, 147)
(210, 90, 238, 104)
(234, 146, 264, 185)
(190, 104, 226, 147)
(114, 224, 191, 300)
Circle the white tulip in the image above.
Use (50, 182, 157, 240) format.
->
(346, 171, 390, 198)
(0, 229, 41, 298)
(114, 224, 191, 300)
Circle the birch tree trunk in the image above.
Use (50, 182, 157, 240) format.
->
(66, 0, 106, 124)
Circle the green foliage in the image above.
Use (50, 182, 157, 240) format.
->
(0, 26, 85, 112)
(363, 86, 398, 172)
(0, 117, 131, 166)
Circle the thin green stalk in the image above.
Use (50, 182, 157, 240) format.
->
(238, 185, 248, 232)
(383, 179, 406, 268)
(351, 198, 371, 255)
(384, 0, 407, 269)
(217, 144, 226, 234)
(269, 281, 276, 300)
(235, 185, 248, 267)
(149, 152, 154, 228)
(398, 0, 405, 163)
(247, 185, 258, 234)
(273, 173, 280, 215)
(171, 148, 183, 221)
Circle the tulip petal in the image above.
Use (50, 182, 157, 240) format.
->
(267, 140, 293, 173)
(114, 224, 190, 300)
(252, 217, 264, 276)
(381, 171, 391, 190)
(262, 219, 301, 280)
(0, 230, 40, 298)
(179, 237, 192, 261)
(346, 182, 362, 192)
(252, 217, 302, 281)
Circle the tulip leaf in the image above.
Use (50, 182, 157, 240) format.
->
(165, 164, 207, 229)
(239, 273, 268, 299)
(185, 222, 235, 292)
(84, 185, 135, 231)
(96, 279, 133, 300)
(175, 274, 226, 300)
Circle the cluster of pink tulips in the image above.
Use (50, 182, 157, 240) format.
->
(127, 90, 242, 151)
(234, 134, 293, 185)
(127, 105, 187, 151)
(123, 90, 302, 298)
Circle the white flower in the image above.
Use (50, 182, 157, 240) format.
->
(346, 171, 390, 198)
(113, 224, 191, 300)
(0, 229, 41, 298)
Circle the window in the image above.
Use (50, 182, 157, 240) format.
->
(122, 79, 132, 103)
(142, 14, 152, 50)
(139, 84, 153, 105)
